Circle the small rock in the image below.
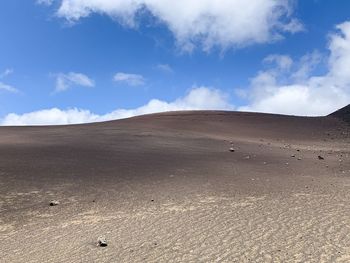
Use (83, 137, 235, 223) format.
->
(291, 154, 296, 158)
(245, 155, 251, 159)
(151, 199, 154, 202)
(229, 147, 235, 152)
(97, 236, 108, 247)
(49, 200, 60, 206)
(318, 155, 324, 160)
(297, 157, 302, 160)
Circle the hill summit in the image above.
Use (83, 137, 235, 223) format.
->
(329, 104, 350, 123)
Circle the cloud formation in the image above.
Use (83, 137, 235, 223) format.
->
(156, 64, 174, 73)
(55, 72, 95, 92)
(0, 68, 18, 93)
(113, 72, 146, 86)
(0, 82, 19, 93)
(239, 21, 350, 116)
(1, 86, 232, 125)
(263, 54, 293, 71)
(36, 0, 55, 5)
(0, 68, 13, 79)
(41, 0, 303, 52)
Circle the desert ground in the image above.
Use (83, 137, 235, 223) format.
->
(1, 107, 350, 262)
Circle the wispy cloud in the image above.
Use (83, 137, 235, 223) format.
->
(279, 18, 305, 34)
(0, 68, 13, 79)
(54, 72, 95, 92)
(36, 0, 54, 6)
(0, 82, 19, 93)
(156, 64, 174, 73)
(113, 72, 146, 86)
(263, 55, 293, 71)
(0, 69, 18, 93)
(1, 87, 233, 125)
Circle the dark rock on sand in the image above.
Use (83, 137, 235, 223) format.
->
(49, 200, 60, 206)
(97, 237, 107, 247)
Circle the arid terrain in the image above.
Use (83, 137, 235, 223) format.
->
(1, 107, 350, 262)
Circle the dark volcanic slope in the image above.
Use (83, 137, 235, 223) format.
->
(1, 111, 350, 263)
(329, 104, 350, 123)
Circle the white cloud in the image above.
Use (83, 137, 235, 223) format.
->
(156, 64, 174, 73)
(42, 0, 303, 52)
(0, 69, 13, 79)
(1, 86, 232, 125)
(113, 72, 146, 86)
(239, 21, 350, 116)
(55, 72, 95, 92)
(0, 82, 19, 93)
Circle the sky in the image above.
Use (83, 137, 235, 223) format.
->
(0, 0, 350, 125)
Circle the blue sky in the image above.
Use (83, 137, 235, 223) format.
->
(0, 0, 350, 125)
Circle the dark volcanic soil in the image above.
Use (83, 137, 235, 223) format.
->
(330, 104, 350, 123)
(1, 111, 350, 262)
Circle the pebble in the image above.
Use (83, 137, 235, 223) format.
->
(97, 236, 108, 247)
(49, 200, 60, 206)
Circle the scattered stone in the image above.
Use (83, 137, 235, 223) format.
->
(318, 155, 324, 160)
(263, 162, 267, 165)
(245, 155, 251, 159)
(49, 200, 60, 206)
(291, 154, 296, 158)
(97, 236, 108, 247)
(229, 147, 235, 152)
(297, 157, 302, 161)
(151, 199, 154, 202)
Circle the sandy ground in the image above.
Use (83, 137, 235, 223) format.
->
(1, 110, 350, 262)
